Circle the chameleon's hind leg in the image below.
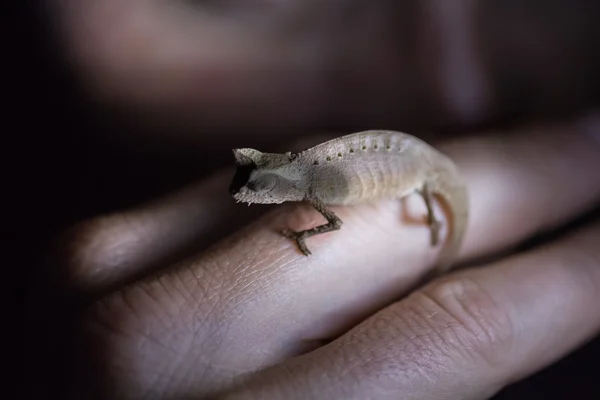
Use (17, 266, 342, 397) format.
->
(418, 182, 442, 247)
(282, 196, 342, 256)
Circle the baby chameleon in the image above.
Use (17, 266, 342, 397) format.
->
(229, 130, 468, 274)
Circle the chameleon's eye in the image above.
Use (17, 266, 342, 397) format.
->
(247, 174, 277, 192)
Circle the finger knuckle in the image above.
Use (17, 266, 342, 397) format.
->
(415, 276, 515, 369)
(78, 289, 175, 398)
(78, 279, 225, 398)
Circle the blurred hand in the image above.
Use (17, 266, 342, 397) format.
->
(50, 0, 600, 142)
(33, 1, 600, 399)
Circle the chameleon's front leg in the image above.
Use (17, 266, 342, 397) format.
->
(282, 196, 343, 256)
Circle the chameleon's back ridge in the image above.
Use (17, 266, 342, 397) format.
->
(296, 130, 457, 206)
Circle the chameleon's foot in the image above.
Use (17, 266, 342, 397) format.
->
(282, 229, 312, 256)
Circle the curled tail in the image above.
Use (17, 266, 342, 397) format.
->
(426, 172, 469, 275)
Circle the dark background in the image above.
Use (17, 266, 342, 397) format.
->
(13, 2, 599, 399)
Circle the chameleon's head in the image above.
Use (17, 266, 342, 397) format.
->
(229, 148, 305, 204)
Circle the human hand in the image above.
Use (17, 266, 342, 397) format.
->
(32, 1, 600, 399)
(41, 120, 599, 400)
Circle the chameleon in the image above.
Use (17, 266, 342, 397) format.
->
(228, 130, 468, 274)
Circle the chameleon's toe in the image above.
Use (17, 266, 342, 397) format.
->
(429, 220, 442, 246)
(298, 242, 312, 256)
(281, 229, 312, 256)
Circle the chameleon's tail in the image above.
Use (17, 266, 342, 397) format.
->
(429, 173, 469, 275)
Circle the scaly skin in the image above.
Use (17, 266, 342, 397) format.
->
(229, 130, 468, 274)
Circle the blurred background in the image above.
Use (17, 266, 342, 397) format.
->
(12, 1, 600, 398)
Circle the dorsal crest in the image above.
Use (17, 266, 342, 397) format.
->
(232, 148, 262, 166)
(232, 148, 296, 169)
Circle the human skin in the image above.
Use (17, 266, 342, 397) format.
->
(29, 1, 600, 399)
